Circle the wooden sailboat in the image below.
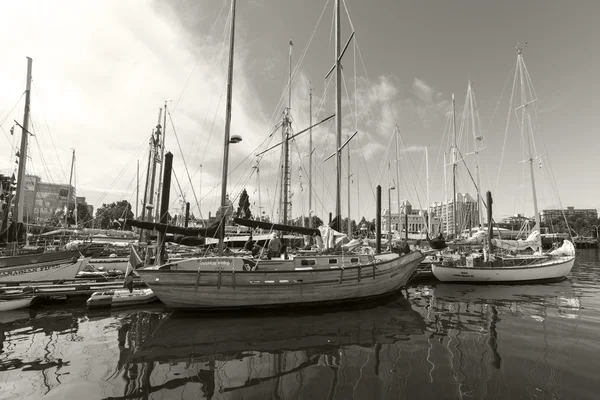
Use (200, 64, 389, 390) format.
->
(0, 57, 88, 283)
(135, 0, 424, 310)
(433, 47, 575, 283)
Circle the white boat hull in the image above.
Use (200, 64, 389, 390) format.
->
(137, 251, 424, 310)
(0, 257, 89, 283)
(0, 297, 33, 311)
(431, 256, 575, 283)
(86, 288, 157, 308)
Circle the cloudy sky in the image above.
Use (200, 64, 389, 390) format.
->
(1, 0, 599, 223)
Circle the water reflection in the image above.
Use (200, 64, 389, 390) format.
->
(119, 294, 427, 399)
(0, 253, 599, 399)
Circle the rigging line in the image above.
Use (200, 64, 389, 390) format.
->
(0, 91, 25, 127)
(32, 83, 68, 182)
(186, 7, 230, 165)
(266, 0, 331, 128)
(495, 57, 519, 195)
(166, 109, 203, 221)
(30, 119, 58, 186)
(171, 0, 228, 115)
(93, 138, 147, 208)
(290, 134, 332, 214)
(341, 0, 356, 32)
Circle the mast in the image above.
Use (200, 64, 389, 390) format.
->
(155, 101, 168, 221)
(347, 137, 351, 238)
(13, 57, 33, 229)
(334, 0, 342, 229)
(308, 86, 313, 228)
(395, 127, 401, 234)
(218, 0, 237, 255)
(147, 108, 162, 222)
(136, 159, 139, 218)
(451, 93, 458, 237)
(281, 40, 293, 226)
(425, 145, 431, 234)
(65, 149, 75, 227)
(468, 82, 484, 231)
(517, 46, 541, 240)
(140, 136, 153, 228)
(444, 152, 448, 235)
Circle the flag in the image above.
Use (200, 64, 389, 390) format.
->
(125, 244, 144, 276)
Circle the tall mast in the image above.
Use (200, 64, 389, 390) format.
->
(147, 108, 162, 222)
(308, 85, 313, 228)
(451, 93, 457, 237)
(140, 135, 152, 224)
(517, 46, 541, 238)
(136, 159, 139, 218)
(155, 101, 168, 221)
(13, 57, 33, 228)
(468, 82, 484, 230)
(334, 0, 342, 229)
(443, 152, 448, 235)
(425, 145, 430, 234)
(282, 40, 293, 226)
(218, 0, 237, 255)
(395, 127, 401, 233)
(65, 149, 75, 226)
(347, 137, 351, 238)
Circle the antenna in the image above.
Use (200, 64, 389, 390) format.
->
(516, 42, 528, 55)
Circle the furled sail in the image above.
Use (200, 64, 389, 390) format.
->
(232, 217, 321, 237)
(125, 218, 221, 238)
(491, 230, 541, 252)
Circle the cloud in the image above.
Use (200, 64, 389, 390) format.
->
(404, 78, 450, 128)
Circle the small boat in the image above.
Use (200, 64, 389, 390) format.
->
(0, 294, 34, 311)
(86, 288, 157, 308)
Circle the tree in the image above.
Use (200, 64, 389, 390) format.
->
(236, 189, 252, 219)
(75, 203, 93, 228)
(95, 200, 135, 230)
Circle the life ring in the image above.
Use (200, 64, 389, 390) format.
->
(243, 263, 257, 271)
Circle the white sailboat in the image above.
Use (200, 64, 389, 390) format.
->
(432, 46, 575, 283)
(136, 0, 424, 309)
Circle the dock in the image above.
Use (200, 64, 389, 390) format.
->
(0, 278, 147, 299)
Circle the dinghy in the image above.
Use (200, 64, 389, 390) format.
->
(86, 288, 157, 308)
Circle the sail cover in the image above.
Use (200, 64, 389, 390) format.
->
(125, 218, 221, 238)
(232, 218, 321, 237)
(491, 230, 541, 252)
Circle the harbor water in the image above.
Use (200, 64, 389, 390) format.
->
(1, 249, 599, 399)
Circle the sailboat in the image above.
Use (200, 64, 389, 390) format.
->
(0, 57, 88, 284)
(135, 0, 424, 309)
(432, 46, 575, 283)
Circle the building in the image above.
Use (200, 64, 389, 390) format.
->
(23, 174, 75, 223)
(498, 213, 533, 230)
(382, 200, 442, 236)
(430, 192, 480, 235)
(540, 207, 598, 223)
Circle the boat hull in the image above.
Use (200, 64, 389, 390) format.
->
(431, 256, 575, 283)
(0, 297, 33, 311)
(137, 251, 424, 310)
(0, 257, 89, 283)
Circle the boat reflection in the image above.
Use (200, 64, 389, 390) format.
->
(115, 294, 427, 399)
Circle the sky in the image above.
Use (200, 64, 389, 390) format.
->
(1, 0, 599, 224)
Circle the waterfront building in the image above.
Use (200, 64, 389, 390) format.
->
(430, 193, 480, 235)
(23, 174, 75, 223)
(540, 207, 598, 223)
(382, 200, 441, 236)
